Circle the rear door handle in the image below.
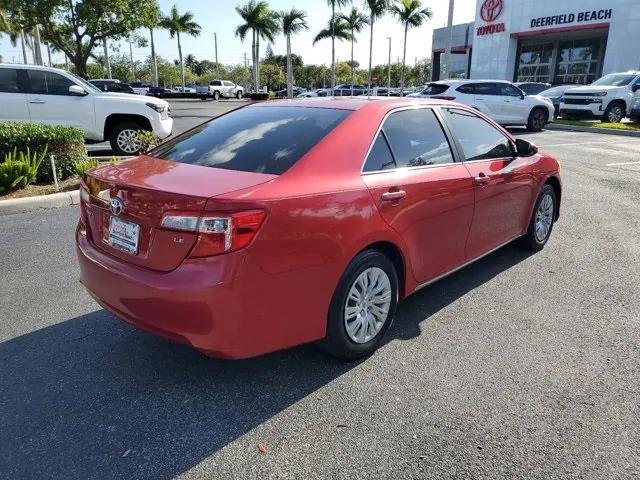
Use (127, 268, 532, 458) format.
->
(474, 173, 490, 186)
(381, 190, 406, 202)
(29, 99, 46, 104)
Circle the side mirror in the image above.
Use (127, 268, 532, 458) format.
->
(632, 84, 640, 92)
(69, 85, 88, 96)
(520, 94, 526, 100)
(515, 138, 538, 157)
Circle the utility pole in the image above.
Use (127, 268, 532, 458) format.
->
(103, 38, 112, 79)
(444, 0, 455, 79)
(244, 52, 248, 69)
(387, 37, 391, 97)
(129, 37, 135, 82)
(214, 33, 218, 65)
(46, 43, 52, 67)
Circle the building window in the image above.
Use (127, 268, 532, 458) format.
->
(555, 38, 602, 85)
(517, 44, 553, 83)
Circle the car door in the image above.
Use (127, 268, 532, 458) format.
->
(440, 107, 537, 260)
(0, 68, 30, 122)
(361, 108, 475, 283)
(472, 83, 507, 123)
(25, 69, 95, 134)
(498, 83, 529, 124)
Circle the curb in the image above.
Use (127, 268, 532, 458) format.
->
(0, 190, 79, 216)
(546, 123, 640, 138)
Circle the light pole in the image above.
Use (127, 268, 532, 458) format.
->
(444, 0, 455, 79)
(386, 36, 391, 97)
(214, 33, 218, 65)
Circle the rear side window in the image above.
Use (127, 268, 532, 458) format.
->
(442, 108, 513, 161)
(28, 71, 75, 95)
(152, 106, 351, 175)
(422, 84, 450, 95)
(0, 69, 20, 93)
(456, 84, 476, 94)
(363, 132, 396, 172)
(382, 109, 454, 168)
(210, 80, 222, 86)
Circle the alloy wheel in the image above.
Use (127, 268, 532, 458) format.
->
(534, 193, 554, 243)
(116, 129, 142, 154)
(344, 267, 392, 344)
(607, 106, 623, 123)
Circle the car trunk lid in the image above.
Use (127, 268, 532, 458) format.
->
(83, 155, 276, 271)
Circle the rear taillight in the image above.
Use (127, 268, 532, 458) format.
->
(161, 210, 266, 257)
(431, 96, 456, 101)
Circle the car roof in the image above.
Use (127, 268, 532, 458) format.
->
(0, 64, 72, 74)
(430, 79, 515, 86)
(248, 96, 453, 112)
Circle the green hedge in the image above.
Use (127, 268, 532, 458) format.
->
(0, 123, 87, 183)
(246, 93, 273, 100)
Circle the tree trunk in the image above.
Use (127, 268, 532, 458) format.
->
(129, 38, 135, 82)
(350, 32, 355, 96)
(367, 16, 374, 92)
(286, 34, 292, 98)
(256, 35, 260, 91)
(150, 28, 158, 87)
(20, 30, 28, 64)
(103, 38, 112, 79)
(400, 24, 408, 96)
(33, 25, 43, 65)
(331, 2, 335, 95)
(251, 29, 256, 92)
(178, 31, 185, 91)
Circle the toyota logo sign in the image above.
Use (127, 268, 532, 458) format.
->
(110, 197, 124, 216)
(480, 0, 503, 23)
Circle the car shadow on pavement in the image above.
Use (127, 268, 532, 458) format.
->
(0, 243, 532, 479)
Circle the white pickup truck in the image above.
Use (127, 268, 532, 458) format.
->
(203, 80, 244, 100)
(0, 65, 172, 155)
(560, 71, 640, 123)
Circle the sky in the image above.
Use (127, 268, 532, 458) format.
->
(0, 0, 477, 70)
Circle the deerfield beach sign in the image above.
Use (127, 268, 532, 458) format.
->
(530, 9, 613, 28)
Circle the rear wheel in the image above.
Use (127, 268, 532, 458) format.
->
(527, 108, 548, 132)
(521, 184, 557, 251)
(603, 102, 625, 123)
(236, 90, 243, 99)
(109, 122, 143, 156)
(320, 250, 398, 360)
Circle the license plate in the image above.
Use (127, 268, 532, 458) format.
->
(108, 217, 140, 255)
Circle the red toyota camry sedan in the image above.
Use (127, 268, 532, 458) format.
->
(76, 98, 561, 360)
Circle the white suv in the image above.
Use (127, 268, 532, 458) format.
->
(559, 72, 640, 123)
(206, 80, 244, 100)
(0, 65, 172, 155)
(408, 79, 555, 131)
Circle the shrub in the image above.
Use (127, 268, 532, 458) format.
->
(74, 158, 99, 178)
(0, 123, 86, 184)
(136, 130, 161, 153)
(246, 92, 273, 100)
(0, 146, 48, 194)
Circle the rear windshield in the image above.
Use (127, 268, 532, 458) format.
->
(152, 106, 351, 175)
(421, 84, 450, 95)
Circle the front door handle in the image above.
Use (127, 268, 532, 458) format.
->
(381, 190, 406, 202)
(474, 173, 490, 186)
(29, 99, 46, 104)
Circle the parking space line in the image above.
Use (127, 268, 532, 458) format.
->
(540, 140, 640, 148)
(606, 161, 640, 167)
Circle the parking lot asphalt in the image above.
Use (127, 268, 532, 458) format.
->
(2, 121, 640, 479)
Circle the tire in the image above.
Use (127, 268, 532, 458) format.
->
(527, 108, 548, 132)
(320, 249, 399, 360)
(236, 90, 243, 99)
(603, 102, 625, 123)
(109, 122, 143, 156)
(521, 184, 557, 251)
(200, 96, 207, 101)
(213, 90, 220, 101)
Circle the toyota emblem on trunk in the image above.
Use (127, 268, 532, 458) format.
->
(110, 197, 124, 216)
(480, 0, 503, 22)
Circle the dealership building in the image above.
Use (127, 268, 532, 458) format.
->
(432, 0, 640, 84)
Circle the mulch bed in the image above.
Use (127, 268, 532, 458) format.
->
(0, 177, 80, 200)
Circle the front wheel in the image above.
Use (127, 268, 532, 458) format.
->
(109, 122, 143, 156)
(603, 102, 624, 123)
(521, 184, 557, 251)
(213, 91, 220, 101)
(320, 250, 399, 361)
(236, 90, 243, 99)
(527, 108, 548, 132)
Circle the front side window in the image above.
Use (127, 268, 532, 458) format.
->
(498, 83, 524, 97)
(223, 81, 234, 86)
(210, 80, 222, 86)
(28, 71, 75, 95)
(473, 83, 500, 96)
(0, 69, 20, 93)
(382, 109, 454, 168)
(152, 106, 351, 175)
(441, 108, 513, 161)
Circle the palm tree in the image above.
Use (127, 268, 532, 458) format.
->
(159, 5, 201, 91)
(326, 0, 351, 95)
(339, 7, 368, 95)
(279, 8, 308, 98)
(391, 0, 432, 96)
(235, 1, 280, 93)
(143, 7, 161, 87)
(364, 0, 390, 92)
(313, 17, 353, 83)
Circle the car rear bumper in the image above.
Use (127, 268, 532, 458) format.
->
(76, 221, 260, 359)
